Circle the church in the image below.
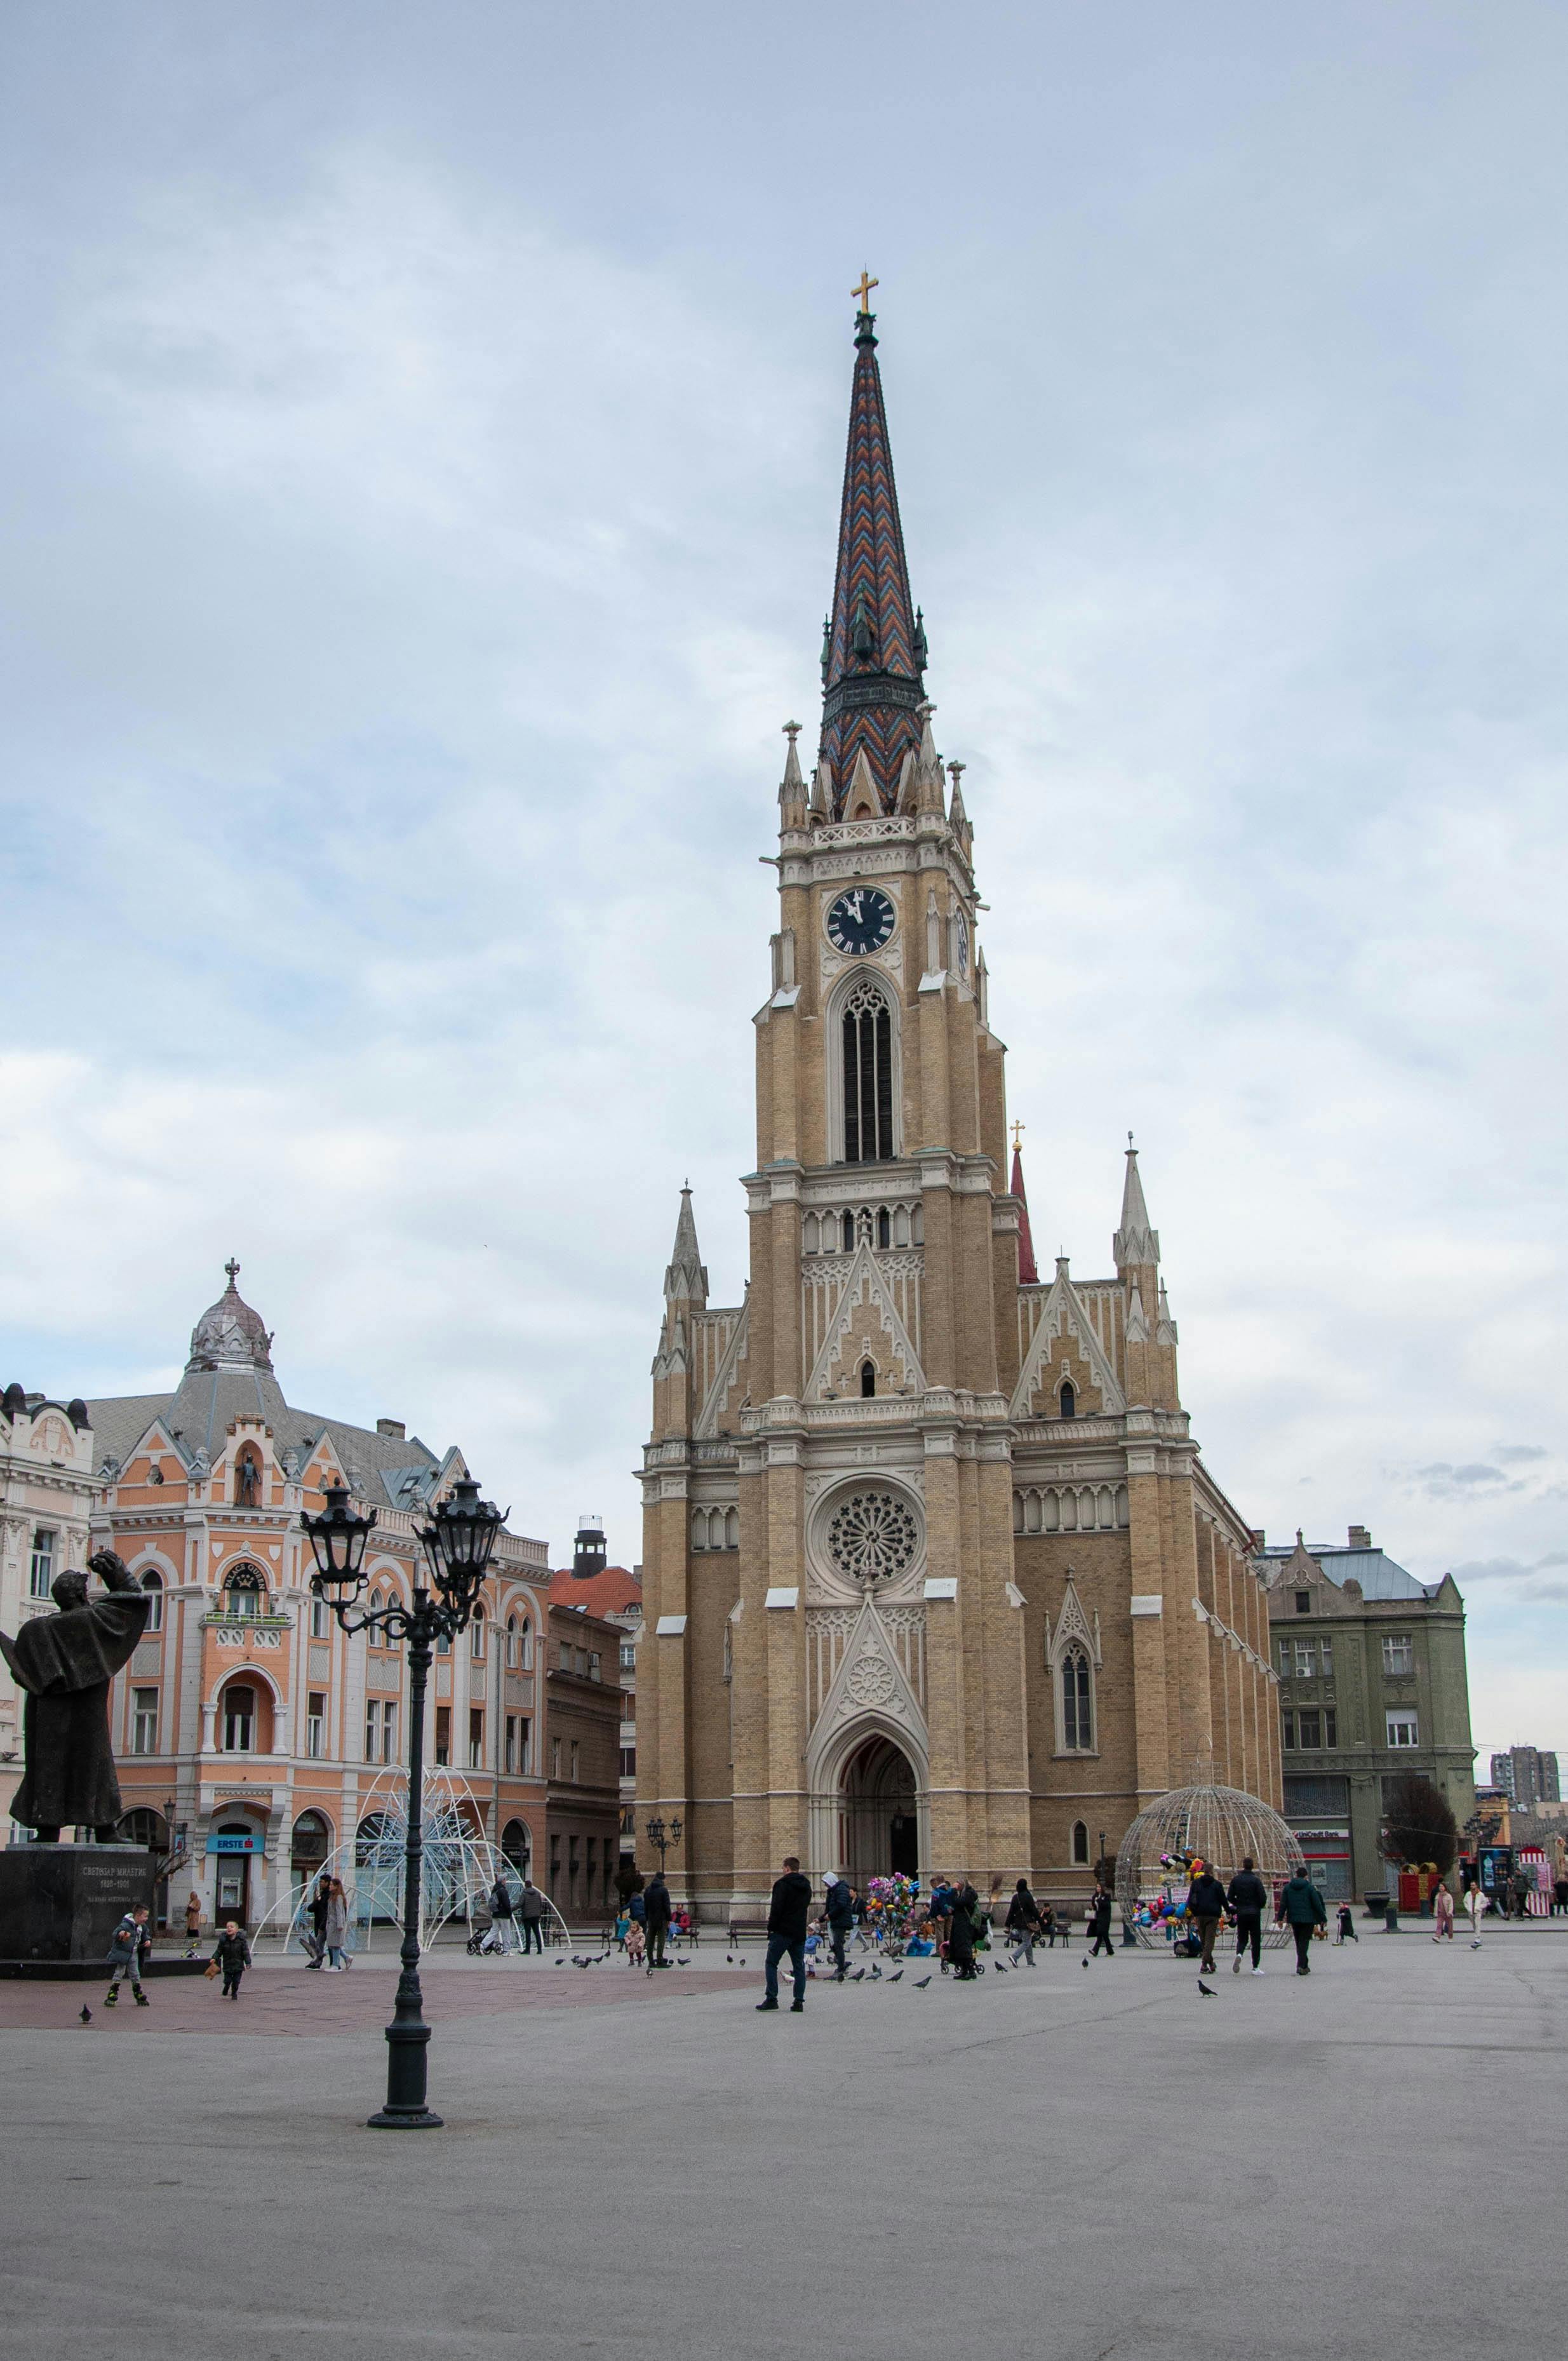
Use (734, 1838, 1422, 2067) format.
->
(637, 293, 1282, 1921)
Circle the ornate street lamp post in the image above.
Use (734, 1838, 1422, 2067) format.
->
(644, 1813, 683, 1871)
(302, 1474, 504, 2130)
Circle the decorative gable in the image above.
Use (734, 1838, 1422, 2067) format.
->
(805, 1241, 927, 1402)
(1043, 1570, 1102, 1669)
(695, 1302, 750, 1438)
(1008, 1265, 1126, 1421)
(811, 1594, 927, 1749)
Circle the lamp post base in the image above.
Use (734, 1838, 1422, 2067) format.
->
(366, 2106, 444, 2130)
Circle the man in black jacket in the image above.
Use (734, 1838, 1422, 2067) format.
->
(1227, 1855, 1269, 1975)
(643, 1871, 673, 1972)
(1186, 1864, 1228, 1975)
(757, 1856, 813, 2013)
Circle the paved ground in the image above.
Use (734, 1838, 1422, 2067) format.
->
(3, 1923, 1564, 2360)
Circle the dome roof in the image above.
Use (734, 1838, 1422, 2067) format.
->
(1115, 1779, 1304, 1951)
(185, 1260, 274, 1375)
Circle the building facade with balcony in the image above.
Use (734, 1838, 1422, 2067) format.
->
(1261, 1527, 1477, 1901)
(68, 1264, 550, 1930)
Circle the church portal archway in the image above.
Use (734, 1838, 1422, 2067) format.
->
(840, 1733, 920, 1884)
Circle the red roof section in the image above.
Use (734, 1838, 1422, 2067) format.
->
(547, 1563, 642, 1619)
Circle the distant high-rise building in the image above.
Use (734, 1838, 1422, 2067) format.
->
(1491, 1746, 1560, 1807)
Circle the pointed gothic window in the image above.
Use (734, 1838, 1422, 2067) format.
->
(1072, 1820, 1090, 1864)
(1061, 1647, 1093, 1751)
(876, 1207, 890, 1248)
(860, 1360, 876, 1398)
(841, 1210, 855, 1252)
(842, 979, 894, 1164)
(1059, 1381, 1076, 1420)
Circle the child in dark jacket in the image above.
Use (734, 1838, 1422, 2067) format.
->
(211, 1921, 252, 2000)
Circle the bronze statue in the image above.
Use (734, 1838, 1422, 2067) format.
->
(0, 1549, 149, 1841)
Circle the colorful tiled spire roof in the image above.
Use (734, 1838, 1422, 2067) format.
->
(1010, 1136, 1040, 1286)
(819, 297, 926, 817)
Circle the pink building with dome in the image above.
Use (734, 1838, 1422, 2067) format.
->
(79, 1264, 569, 1932)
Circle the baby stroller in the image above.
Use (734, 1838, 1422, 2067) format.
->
(466, 1911, 506, 1956)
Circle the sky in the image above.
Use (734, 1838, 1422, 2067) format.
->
(2, 2, 1564, 1762)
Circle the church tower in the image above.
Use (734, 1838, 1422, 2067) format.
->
(638, 293, 1281, 1918)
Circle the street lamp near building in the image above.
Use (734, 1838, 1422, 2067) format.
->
(644, 1813, 683, 1871)
(302, 1475, 504, 2130)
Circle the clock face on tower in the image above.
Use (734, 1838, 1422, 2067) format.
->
(826, 887, 896, 957)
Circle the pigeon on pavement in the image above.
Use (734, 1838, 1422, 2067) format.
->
(995, 1961, 1008, 1974)
(1198, 1980, 1217, 1997)
(913, 1975, 932, 1989)
(887, 1970, 903, 1983)
(78, 2006, 92, 2024)
(1082, 1957, 1090, 1970)
(850, 1968, 867, 1982)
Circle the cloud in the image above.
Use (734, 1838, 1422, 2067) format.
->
(1, 14, 1566, 1760)
(1494, 1445, 1550, 1465)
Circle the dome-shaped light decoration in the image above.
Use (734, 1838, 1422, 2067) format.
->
(1116, 1780, 1305, 1953)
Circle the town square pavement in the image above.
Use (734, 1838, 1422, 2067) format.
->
(0, 1923, 1562, 2360)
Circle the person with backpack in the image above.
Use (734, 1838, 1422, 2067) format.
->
(1276, 1866, 1329, 1974)
(1226, 1855, 1269, 1976)
(822, 1871, 855, 1981)
(488, 1871, 519, 1953)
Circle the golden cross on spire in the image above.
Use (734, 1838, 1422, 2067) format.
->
(1011, 1120, 1025, 1152)
(851, 268, 879, 315)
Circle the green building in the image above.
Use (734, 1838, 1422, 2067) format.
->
(1259, 1528, 1476, 1901)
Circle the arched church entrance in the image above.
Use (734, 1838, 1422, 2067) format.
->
(840, 1733, 920, 1884)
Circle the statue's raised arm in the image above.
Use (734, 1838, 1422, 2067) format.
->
(0, 1548, 150, 1842)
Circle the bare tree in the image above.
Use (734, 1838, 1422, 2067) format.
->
(1381, 1773, 1458, 1878)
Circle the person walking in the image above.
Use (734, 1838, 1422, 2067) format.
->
(1227, 1856, 1269, 1976)
(822, 1872, 854, 1981)
(183, 1893, 203, 1956)
(105, 1904, 152, 2007)
(488, 1871, 519, 1954)
(1276, 1866, 1328, 1973)
(1005, 1878, 1043, 1966)
(1087, 1879, 1116, 1959)
(518, 1874, 547, 1955)
(946, 1880, 980, 1980)
(304, 1874, 332, 1968)
(1334, 1901, 1358, 1946)
(323, 1876, 351, 1970)
(1186, 1862, 1227, 1975)
(1432, 1881, 1455, 1942)
(644, 1870, 673, 1971)
(211, 1919, 252, 1999)
(756, 1855, 813, 2012)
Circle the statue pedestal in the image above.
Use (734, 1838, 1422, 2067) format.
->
(0, 1844, 159, 1976)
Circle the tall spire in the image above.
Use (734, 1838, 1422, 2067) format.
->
(1010, 1124, 1039, 1286)
(818, 283, 925, 817)
(1113, 1140, 1159, 1270)
(664, 1183, 708, 1305)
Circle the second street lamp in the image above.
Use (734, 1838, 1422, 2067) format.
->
(302, 1474, 505, 2130)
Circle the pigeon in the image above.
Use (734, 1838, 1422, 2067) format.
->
(869, 1965, 882, 1980)
(554, 1959, 567, 1968)
(850, 1968, 866, 1982)
(1197, 1981, 1216, 1997)
(913, 1975, 932, 1989)
(675, 1958, 689, 1968)
(78, 2005, 92, 2025)
(1082, 1957, 1090, 1970)
(995, 1961, 1008, 1974)
(887, 1970, 903, 1983)
(727, 1953, 735, 1963)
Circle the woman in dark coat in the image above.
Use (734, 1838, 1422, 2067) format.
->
(946, 1881, 979, 1979)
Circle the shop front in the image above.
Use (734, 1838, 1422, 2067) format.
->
(1294, 1826, 1353, 1902)
(207, 1827, 265, 1925)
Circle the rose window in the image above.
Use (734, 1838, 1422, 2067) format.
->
(825, 1490, 920, 1587)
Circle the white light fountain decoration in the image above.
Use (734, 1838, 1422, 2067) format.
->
(255, 1769, 571, 1954)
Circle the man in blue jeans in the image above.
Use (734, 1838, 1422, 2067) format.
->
(756, 1855, 813, 2013)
